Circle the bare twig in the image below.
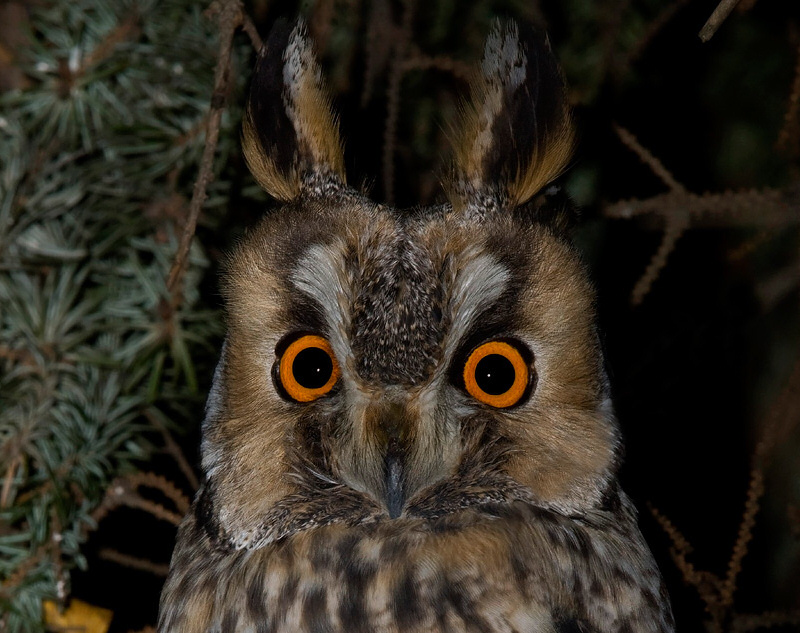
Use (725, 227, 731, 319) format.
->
(649, 356, 800, 629)
(126, 472, 191, 514)
(99, 548, 170, 576)
(754, 355, 800, 464)
(720, 467, 764, 608)
(613, 124, 684, 192)
(605, 188, 798, 226)
(732, 610, 800, 632)
(144, 409, 199, 491)
(649, 504, 720, 608)
(166, 0, 248, 307)
(631, 211, 689, 306)
(92, 472, 189, 527)
(402, 50, 471, 82)
(101, 487, 183, 526)
(240, 14, 263, 50)
(699, 0, 742, 43)
(612, 125, 688, 305)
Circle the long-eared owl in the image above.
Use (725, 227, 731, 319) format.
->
(158, 17, 674, 633)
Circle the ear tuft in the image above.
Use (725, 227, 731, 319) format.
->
(448, 21, 575, 215)
(242, 19, 346, 201)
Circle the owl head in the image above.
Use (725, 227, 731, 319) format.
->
(197, 19, 619, 550)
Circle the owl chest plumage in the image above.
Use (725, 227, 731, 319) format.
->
(159, 498, 672, 633)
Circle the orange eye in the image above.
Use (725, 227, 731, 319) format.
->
(277, 335, 340, 402)
(463, 340, 530, 408)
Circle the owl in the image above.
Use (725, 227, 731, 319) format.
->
(158, 18, 674, 633)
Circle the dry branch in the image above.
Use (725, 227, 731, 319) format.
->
(92, 472, 190, 527)
(630, 212, 689, 306)
(144, 409, 200, 490)
(166, 0, 253, 308)
(699, 0, 743, 43)
(613, 124, 684, 192)
(610, 125, 689, 305)
(402, 50, 471, 82)
(605, 188, 799, 227)
(649, 354, 800, 630)
(99, 549, 170, 576)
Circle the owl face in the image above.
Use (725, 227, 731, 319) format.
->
(198, 20, 619, 552)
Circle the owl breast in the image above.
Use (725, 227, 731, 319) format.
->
(159, 499, 672, 633)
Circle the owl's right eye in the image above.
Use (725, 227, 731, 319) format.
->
(275, 334, 340, 402)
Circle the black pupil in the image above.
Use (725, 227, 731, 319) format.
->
(292, 347, 333, 389)
(474, 354, 516, 395)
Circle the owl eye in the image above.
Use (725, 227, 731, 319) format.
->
(463, 340, 531, 408)
(276, 334, 340, 402)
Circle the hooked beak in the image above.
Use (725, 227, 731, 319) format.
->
(384, 437, 405, 519)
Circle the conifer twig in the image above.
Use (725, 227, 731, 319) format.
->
(0, 455, 21, 508)
(166, 0, 249, 307)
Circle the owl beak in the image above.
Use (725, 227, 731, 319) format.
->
(384, 437, 405, 519)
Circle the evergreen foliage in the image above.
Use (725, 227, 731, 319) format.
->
(0, 1, 248, 627)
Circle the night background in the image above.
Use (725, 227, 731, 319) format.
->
(1, 0, 799, 631)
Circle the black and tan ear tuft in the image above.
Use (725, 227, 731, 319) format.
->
(242, 19, 346, 201)
(448, 21, 575, 215)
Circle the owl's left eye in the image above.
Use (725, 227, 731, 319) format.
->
(275, 334, 340, 402)
(462, 340, 532, 408)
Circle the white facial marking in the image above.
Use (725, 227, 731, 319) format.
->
(445, 250, 510, 359)
(291, 241, 354, 378)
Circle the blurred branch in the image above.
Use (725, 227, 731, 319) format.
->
(610, 125, 687, 305)
(144, 409, 199, 491)
(650, 354, 800, 631)
(699, 0, 743, 43)
(605, 188, 799, 227)
(92, 472, 190, 527)
(99, 549, 170, 577)
(613, 124, 684, 192)
(777, 42, 800, 159)
(402, 48, 471, 82)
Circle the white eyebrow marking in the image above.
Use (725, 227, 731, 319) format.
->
(290, 240, 354, 377)
(442, 249, 510, 361)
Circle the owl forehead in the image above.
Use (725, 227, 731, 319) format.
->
(288, 207, 515, 386)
